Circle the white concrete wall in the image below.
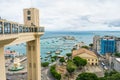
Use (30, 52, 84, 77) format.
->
(116, 41, 120, 53)
(114, 59, 120, 72)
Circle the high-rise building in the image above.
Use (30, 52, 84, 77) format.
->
(116, 37, 120, 53)
(93, 35, 100, 52)
(24, 8, 42, 80)
(100, 36, 116, 54)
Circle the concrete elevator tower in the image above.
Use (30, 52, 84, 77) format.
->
(0, 7, 44, 80)
(24, 8, 42, 80)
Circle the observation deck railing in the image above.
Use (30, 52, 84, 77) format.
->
(0, 21, 44, 34)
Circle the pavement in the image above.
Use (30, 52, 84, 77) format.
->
(84, 65, 104, 77)
(5, 57, 54, 80)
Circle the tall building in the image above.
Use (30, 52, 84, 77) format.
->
(24, 8, 39, 26)
(0, 8, 44, 80)
(116, 37, 120, 53)
(93, 35, 100, 52)
(100, 36, 116, 54)
(24, 8, 41, 80)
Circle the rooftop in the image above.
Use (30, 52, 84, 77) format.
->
(101, 35, 115, 40)
(116, 58, 120, 62)
(72, 48, 97, 57)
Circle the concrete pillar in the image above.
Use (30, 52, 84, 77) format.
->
(0, 46, 6, 80)
(27, 35, 41, 80)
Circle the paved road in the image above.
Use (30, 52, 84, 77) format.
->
(41, 66, 55, 80)
(6, 58, 54, 80)
(5, 56, 58, 80)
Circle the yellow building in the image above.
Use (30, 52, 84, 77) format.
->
(72, 48, 98, 65)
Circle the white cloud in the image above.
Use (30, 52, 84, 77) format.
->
(0, 0, 120, 31)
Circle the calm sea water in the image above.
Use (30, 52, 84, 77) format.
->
(5, 31, 120, 62)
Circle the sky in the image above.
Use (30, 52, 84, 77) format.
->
(0, 0, 120, 31)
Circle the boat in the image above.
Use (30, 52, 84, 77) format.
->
(57, 55, 64, 58)
(44, 59, 48, 61)
(55, 50, 61, 54)
(47, 51, 51, 54)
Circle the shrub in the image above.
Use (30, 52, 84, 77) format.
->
(41, 62, 49, 67)
(50, 65, 61, 80)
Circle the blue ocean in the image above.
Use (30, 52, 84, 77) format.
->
(5, 31, 120, 62)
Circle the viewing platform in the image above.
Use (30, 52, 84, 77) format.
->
(0, 19, 44, 46)
(0, 8, 44, 80)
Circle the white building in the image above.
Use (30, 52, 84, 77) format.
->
(93, 35, 100, 53)
(113, 58, 120, 72)
(116, 38, 120, 53)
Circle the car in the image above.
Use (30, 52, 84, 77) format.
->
(104, 66, 108, 70)
(101, 62, 105, 66)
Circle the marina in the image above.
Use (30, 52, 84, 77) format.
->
(5, 31, 120, 62)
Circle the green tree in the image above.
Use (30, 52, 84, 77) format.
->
(51, 58, 55, 62)
(50, 65, 61, 80)
(110, 73, 120, 80)
(76, 72, 98, 80)
(109, 70, 118, 76)
(51, 56, 57, 62)
(81, 46, 89, 49)
(114, 53, 120, 57)
(105, 73, 120, 80)
(66, 53, 72, 59)
(59, 57, 65, 65)
(41, 62, 49, 67)
(55, 73, 61, 80)
(72, 48, 77, 51)
(89, 43, 93, 47)
(105, 70, 118, 77)
(98, 77, 106, 80)
(66, 60, 77, 76)
(104, 71, 109, 77)
(52, 56, 57, 61)
(73, 56, 87, 69)
(89, 43, 93, 50)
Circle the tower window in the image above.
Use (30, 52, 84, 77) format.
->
(27, 10, 31, 15)
(27, 16, 31, 20)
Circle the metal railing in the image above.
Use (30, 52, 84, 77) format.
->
(0, 25, 44, 34)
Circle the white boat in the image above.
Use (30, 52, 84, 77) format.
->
(55, 50, 61, 54)
(47, 51, 51, 54)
